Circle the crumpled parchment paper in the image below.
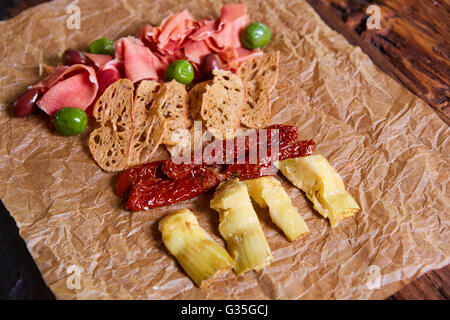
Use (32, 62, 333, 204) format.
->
(0, 0, 449, 300)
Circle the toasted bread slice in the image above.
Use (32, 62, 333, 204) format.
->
(88, 79, 134, 172)
(132, 80, 161, 128)
(165, 128, 192, 158)
(240, 51, 280, 128)
(149, 80, 192, 146)
(189, 70, 244, 139)
(128, 80, 166, 166)
(188, 80, 210, 121)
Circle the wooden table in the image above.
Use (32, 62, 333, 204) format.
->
(306, 0, 450, 124)
(0, 0, 448, 300)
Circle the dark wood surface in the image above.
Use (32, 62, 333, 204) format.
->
(0, 0, 448, 300)
(307, 0, 450, 124)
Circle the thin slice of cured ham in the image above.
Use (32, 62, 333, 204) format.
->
(188, 19, 216, 41)
(153, 10, 195, 55)
(208, 4, 249, 50)
(36, 64, 98, 116)
(218, 3, 247, 27)
(34, 64, 69, 91)
(96, 59, 123, 96)
(83, 52, 113, 67)
(138, 24, 158, 51)
(115, 37, 168, 83)
(183, 39, 212, 65)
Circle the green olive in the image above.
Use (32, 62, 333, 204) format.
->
(240, 22, 272, 50)
(88, 38, 114, 56)
(164, 60, 195, 85)
(53, 107, 88, 136)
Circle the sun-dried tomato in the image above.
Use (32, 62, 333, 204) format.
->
(160, 161, 207, 180)
(125, 169, 230, 211)
(115, 161, 164, 196)
(213, 124, 299, 163)
(226, 139, 316, 180)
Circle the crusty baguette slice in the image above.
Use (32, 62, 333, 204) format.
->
(149, 80, 192, 146)
(127, 80, 166, 166)
(165, 128, 192, 158)
(129, 115, 166, 166)
(132, 79, 161, 130)
(239, 51, 280, 128)
(88, 79, 134, 172)
(188, 80, 210, 121)
(189, 70, 244, 139)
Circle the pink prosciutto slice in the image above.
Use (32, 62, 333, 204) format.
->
(153, 10, 195, 55)
(218, 3, 247, 27)
(83, 52, 113, 67)
(138, 24, 158, 51)
(208, 4, 249, 50)
(189, 19, 216, 41)
(182, 39, 212, 65)
(115, 37, 168, 82)
(96, 59, 123, 96)
(36, 64, 98, 116)
(34, 65, 70, 92)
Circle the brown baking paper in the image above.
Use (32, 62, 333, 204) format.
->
(0, 0, 449, 300)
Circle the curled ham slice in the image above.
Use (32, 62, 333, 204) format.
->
(209, 4, 263, 71)
(115, 37, 168, 82)
(83, 52, 113, 67)
(138, 24, 158, 51)
(96, 59, 123, 96)
(34, 64, 69, 91)
(153, 10, 195, 55)
(35, 64, 98, 116)
(211, 15, 247, 49)
(189, 19, 216, 41)
(183, 39, 212, 65)
(190, 4, 257, 71)
(212, 4, 248, 49)
(218, 3, 247, 27)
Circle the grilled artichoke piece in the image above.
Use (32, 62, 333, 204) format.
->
(276, 155, 360, 227)
(159, 209, 234, 288)
(210, 179, 273, 276)
(244, 177, 309, 241)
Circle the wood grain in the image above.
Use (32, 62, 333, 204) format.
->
(390, 265, 450, 300)
(307, 0, 450, 123)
